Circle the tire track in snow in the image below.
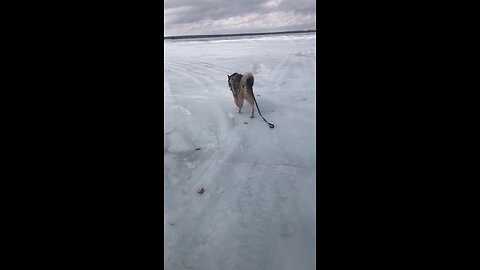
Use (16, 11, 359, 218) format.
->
(166, 60, 232, 95)
(166, 61, 212, 94)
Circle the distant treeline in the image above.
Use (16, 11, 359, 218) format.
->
(164, 29, 316, 40)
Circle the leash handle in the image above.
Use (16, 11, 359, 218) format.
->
(253, 95, 274, 128)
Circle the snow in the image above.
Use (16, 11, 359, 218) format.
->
(164, 33, 316, 270)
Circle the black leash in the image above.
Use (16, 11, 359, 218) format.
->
(253, 95, 274, 128)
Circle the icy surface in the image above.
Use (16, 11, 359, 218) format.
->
(164, 33, 316, 270)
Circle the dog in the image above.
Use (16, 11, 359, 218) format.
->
(227, 72, 255, 118)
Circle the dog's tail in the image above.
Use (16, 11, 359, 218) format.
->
(241, 72, 254, 93)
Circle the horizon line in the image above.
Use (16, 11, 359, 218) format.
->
(164, 29, 316, 40)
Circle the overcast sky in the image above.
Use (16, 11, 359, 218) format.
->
(164, 0, 316, 36)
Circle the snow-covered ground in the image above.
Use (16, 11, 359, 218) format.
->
(164, 33, 316, 270)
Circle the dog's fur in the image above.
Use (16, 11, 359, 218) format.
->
(227, 72, 255, 118)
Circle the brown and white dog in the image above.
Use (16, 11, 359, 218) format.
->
(227, 72, 255, 118)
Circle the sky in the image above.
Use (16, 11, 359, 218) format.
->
(164, 0, 316, 36)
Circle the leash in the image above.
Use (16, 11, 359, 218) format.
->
(253, 95, 274, 128)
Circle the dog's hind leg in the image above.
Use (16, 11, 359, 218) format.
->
(245, 94, 255, 118)
(235, 94, 244, 113)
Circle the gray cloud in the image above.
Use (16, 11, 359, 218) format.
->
(164, 0, 316, 36)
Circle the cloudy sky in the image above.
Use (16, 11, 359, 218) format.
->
(164, 0, 316, 36)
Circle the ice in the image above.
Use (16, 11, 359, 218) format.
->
(164, 33, 316, 270)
